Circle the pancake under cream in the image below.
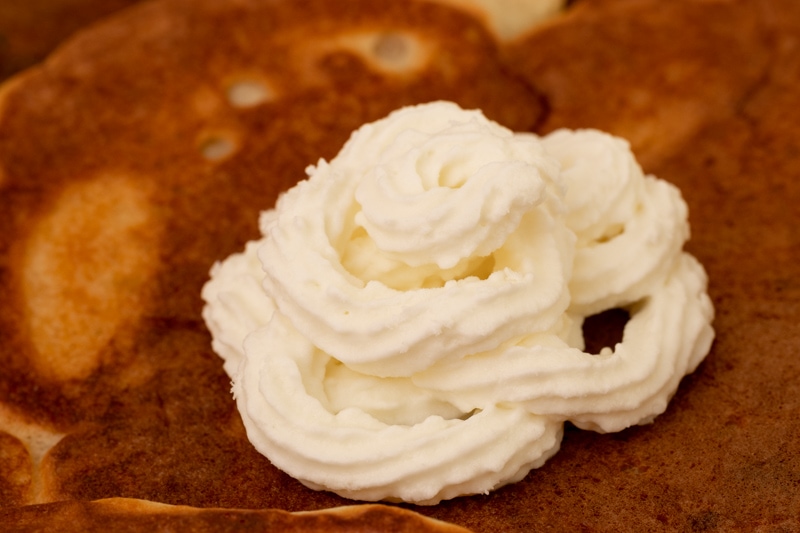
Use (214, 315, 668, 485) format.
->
(1, 0, 799, 531)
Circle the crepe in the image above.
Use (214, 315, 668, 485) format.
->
(0, 499, 472, 532)
(1, 0, 799, 530)
(0, 0, 143, 80)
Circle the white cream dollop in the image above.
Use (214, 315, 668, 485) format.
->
(202, 101, 714, 505)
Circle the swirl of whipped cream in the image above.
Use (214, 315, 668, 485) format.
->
(202, 101, 714, 505)
(541, 129, 691, 315)
(256, 102, 573, 377)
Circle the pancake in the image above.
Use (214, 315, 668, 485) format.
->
(0, 0, 143, 80)
(0, 499, 472, 533)
(1, 0, 799, 531)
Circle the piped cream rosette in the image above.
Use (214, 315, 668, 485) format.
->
(202, 102, 714, 505)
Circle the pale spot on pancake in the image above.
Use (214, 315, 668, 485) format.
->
(373, 34, 411, 65)
(425, 0, 566, 41)
(22, 175, 159, 382)
(304, 31, 435, 79)
(199, 131, 239, 161)
(0, 405, 66, 505)
(333, 31, 432, 76)
(226, 77, 274, 108)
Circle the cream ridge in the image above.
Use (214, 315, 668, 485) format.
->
(202, 101, 714, 505)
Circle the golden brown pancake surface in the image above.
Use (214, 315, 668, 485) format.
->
(0, 499, 473, 533)
(0, 0, 144, 80)
(1, 0, 799, 531)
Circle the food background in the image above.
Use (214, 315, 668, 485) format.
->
(1, 0, 799, 531)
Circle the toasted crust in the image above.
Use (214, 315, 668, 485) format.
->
(0, 499, 473, 533)
(1, 0, 800, 531)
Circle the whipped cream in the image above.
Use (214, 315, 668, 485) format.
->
(202, 101, 714, 505)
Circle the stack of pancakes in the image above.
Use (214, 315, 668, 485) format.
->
(1, 0, 798, 530)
